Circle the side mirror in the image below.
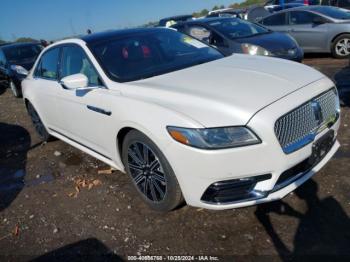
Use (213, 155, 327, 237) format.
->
(313, 17, 325, 25)
(60, 73, 88, 90)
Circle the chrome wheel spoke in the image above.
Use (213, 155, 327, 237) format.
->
(143, 146, 149, 165)
(151, 178, 165, 199)
(128, 148, 143, 166)
(149, 159, 160, 171)
(134, 174, 145, 185)
(149, 179, 158, 201)
(153, 172, 166, 185)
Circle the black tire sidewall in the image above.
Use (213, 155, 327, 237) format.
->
(9, 80, 21, 98)
(122, 130, 183, 212)
(332, 34, 350, 59)
(27, 102, 51, 142)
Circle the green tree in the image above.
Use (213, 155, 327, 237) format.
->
(15, 37, 38, 43)
(0, 39, 6, 44)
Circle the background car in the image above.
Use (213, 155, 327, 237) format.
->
(206, 8, 249, 19)
(0, 42, 43, 97)
(321, 0, 350, 10)
(172, 17, 304, 61)
(258, 5, 350, 58)
(159, 15, 193, 27)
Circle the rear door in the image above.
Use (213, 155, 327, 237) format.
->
(287, 11, 329, 52)
(260, 12, 289, 33)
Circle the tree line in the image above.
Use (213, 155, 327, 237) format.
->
(0, 0, 266, 43)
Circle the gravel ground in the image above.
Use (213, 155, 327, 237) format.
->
(0, 56, 349, 261)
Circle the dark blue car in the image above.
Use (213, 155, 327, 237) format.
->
(0, 42, 43, 97)
(172, 17, 303, 62)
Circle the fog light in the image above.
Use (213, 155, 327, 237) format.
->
(201, 174, 271, 204)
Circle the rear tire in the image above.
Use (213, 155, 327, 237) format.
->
(122, 130, 184, 212)
(27, 102, 51, 142)
(9, 80, 22, 98)
(331, 34, 350, 59)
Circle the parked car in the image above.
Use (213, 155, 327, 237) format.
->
(321, 0, 350, 9)
(0, 42, 43, 97)
(265, 3, 306, 13)
(172, 17, 304, 61)
(258, 6, 350, 58)
(22, 28, 340, 211)
(159, 15, 193, 27)
(207, 8, 248, 20)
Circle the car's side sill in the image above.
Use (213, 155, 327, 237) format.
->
(48, 128, 122, 171)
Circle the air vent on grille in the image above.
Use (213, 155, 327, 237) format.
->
(274, 88, 339, 154)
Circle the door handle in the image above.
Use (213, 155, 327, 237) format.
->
(87, 105, 112, 116)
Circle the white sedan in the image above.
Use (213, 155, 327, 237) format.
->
(22, 28, 341, 211)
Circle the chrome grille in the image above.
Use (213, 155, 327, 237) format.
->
(275, 88, 339, 154)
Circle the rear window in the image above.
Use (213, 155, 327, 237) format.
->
(3, 44, 42, 63)
(311, 6, 350, 19)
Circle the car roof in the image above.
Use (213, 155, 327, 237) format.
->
(174, 17, 239, 26)
(0, 42, 41, 50)
(80, 27, 173, 45)
(160, 15, 192, 21)
(267, 5, 337, 14)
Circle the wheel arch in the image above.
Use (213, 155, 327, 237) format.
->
(330, 32, 350, 49)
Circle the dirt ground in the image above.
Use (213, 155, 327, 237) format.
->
(0, 56, 349, 262)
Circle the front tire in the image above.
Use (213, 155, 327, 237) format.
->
(9, 80, 21, 98)
(122, 130, 183, 212)
(332, 34, 350, 59)
(27, 102, 51, 141)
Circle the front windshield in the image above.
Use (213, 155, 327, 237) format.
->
(311, 6, 350, 20)
(3, 44, 42, 63)
(208, 18, 269, 39)
(91, 29, 223, 82)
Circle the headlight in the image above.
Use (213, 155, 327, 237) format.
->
(241, 43, 270, 56)
(11, 65, 28, 76)
(167, 126, 261, 149)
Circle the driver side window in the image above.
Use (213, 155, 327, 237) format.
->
(61, 46, 100, 86)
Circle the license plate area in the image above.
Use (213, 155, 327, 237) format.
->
(309, 130, 335, 166)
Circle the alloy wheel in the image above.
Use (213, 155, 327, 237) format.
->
(335, 38, 350, 57)
(127, 142, 167, 202)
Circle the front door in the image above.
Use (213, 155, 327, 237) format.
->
(54, 44, 113, 158)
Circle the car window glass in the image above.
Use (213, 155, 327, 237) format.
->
(61, 46, 99, 86)
(92, 30, 223, 82)
(187, 26, 211, 42)
(262, 13, 287, 26)
(290, 11, 319, 25)
(0, 51, 6, 66)
(36, 48, 59, 80)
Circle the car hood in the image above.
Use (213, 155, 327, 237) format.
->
(121, 55, 325, 127)
(234, 32, 298, 53)
(11, 60, 36, 71)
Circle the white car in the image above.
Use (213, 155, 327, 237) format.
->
(22, 28, 341, 212)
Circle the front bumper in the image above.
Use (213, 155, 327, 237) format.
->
(163, 78, 340, 210)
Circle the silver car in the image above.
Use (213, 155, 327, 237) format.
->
(258, 6, 350, 58)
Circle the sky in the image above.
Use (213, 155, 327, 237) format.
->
(0, 0, 240, 41)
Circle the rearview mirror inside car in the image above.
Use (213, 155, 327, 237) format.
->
(60, 73, 88, 90)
